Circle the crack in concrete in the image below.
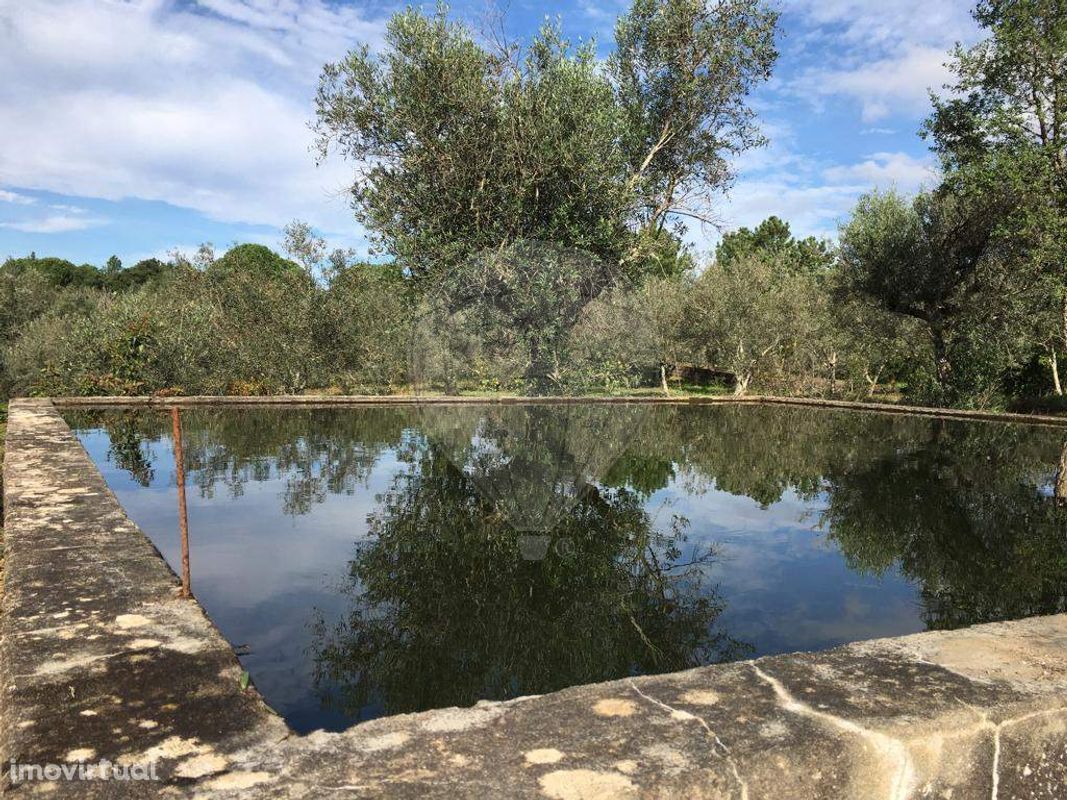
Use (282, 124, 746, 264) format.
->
(751, 665, 916, 800)
(968, 705, 1067, 800)
(629, 680, 749, 800)
(991, 721, 1001, 800)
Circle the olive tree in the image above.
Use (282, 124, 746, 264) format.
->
(684, 253, 826, 395)
(838, 188, 1016, 402)
(314, 1, 777, 390)
(925, 0, 1067, 394)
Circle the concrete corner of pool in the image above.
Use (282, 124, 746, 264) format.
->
(3, 395, 1067, 799)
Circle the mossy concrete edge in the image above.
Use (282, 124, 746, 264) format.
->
(3, 398, 1067, 798)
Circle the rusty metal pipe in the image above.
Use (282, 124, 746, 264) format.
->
(171, 406, 192, 598)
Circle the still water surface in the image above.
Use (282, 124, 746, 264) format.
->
(64, 403, 1067, 733)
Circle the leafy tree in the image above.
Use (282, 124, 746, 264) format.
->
(925, 0, 1067, 394)
(715, 216, 834, 274)
(323, 261, 414, 390)
(104, 258, 173, 292)
(315, 10, 627, 274)
(207, 243, 303, 280)
(828, 281, 928, 397)
(611, 0, 778, 245)
(838, 188, 1015, 402)
(282, 220, 328, 278)
(569, 275, 692, 393)
(684, 251, 827, 394)
(2, 254, 103, 288)
(314, 2, 777, 390)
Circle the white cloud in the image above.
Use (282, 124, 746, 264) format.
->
(0, 189, 36, 205)
(822, 152, 937, 192)
(797, 46, 954, 122)
(712, 147, 935, 244)
(0, 215, 108, 234)
(717, 179, 865, 241)
(0, 0, 386, 236)
(783, 0, 976, 51)
(783, 0, 979, 123)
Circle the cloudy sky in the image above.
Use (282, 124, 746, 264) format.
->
(0, 0, 979, 266)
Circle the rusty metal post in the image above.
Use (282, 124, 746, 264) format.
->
(171, 407, 192, 598)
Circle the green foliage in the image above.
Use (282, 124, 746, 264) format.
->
(8, 1, 1067, 411)
(611, 0, 778, 233)
(715, 216, 834, 274)
(0, 241, 421, 398)
(3, 254, 104, 288)
(323, 261, 414, 391)
(838, 187, 1020, 402)
(315, 9, 630, 275)
(922, 0, 1067, 399)
(568, 275, 691, 392)
(315, 2, 777, 392)
(106, 258, 173, 292)
(206, 243, 304, 281)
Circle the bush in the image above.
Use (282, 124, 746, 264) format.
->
(323, 263, 413, 391)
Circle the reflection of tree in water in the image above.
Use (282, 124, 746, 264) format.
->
(414, 403, 654, 530)
(69, 403, 1067, 668)
(821, 422, 1067, 629)
(603, 404, 1067, 630)
(106, 416, 156, 487)
(311, 441, 744, 720)
(68, 407, 413, 515)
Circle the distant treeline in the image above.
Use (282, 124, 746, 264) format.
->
(0, 209, 1059, 410)
(7, 253, 173, 292)
(0, 240, 410, 398)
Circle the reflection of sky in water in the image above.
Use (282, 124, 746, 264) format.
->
(661, 486, 921, 652)
(653, 483, 922, 657)
(69, 405, 1064, 734)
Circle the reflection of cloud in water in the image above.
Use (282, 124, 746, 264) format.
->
(655, 482, 923, 656)
(119, 468, 391, 610)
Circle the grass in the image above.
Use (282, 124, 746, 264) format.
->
(445, 382, 735, 399)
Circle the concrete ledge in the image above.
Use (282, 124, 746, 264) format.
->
(3, 398, 1067, 798)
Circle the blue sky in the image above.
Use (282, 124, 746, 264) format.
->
(0, 0, 978, 266)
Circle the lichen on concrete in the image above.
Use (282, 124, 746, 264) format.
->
(3, 398, 1067, 798)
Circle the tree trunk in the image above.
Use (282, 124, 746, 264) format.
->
(930, 325, 952, 392)
(1052, 347, 1063, 396)
(1056, 438, 1067, 506)
(1061, 294, 1067, 383)
(734, 373, 751, 396)
(827, 351, 838, 397)
(863, 366, 882, 397)
(660, 363, 670, 396)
